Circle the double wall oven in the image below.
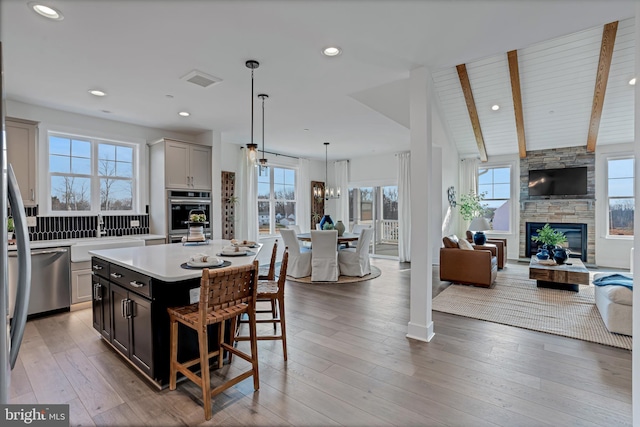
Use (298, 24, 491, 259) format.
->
(167, 190, 211, 243)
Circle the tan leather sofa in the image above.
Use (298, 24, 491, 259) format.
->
(440, 235, 498, 288)
(466, 230, 507, 269)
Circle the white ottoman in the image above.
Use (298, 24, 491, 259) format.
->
(593, 273, 632, 336)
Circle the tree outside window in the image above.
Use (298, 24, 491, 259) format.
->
(49, 134, 135, 213)
(607, 157, 634, 236)
(258, 166, 296, 235)
(478, 166, 511, 232)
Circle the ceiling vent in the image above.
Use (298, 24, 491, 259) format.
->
(180, 70, 222, 88)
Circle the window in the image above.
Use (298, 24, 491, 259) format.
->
(49, 133, 136, 213)
(607, 157, 634, 236)
(257, 166, 296, 235)
(478, 166, 511, 232)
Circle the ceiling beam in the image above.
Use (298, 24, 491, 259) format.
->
(586, 21, 618, 153)
(507, 50, 527, 159)
(456, 64, 488, 162)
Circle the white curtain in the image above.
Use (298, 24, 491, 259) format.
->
(296, 158, 311, 233)
(397, 152, 411, 262)
(236, 148, 258, 242)
(334, 160, 349, 226)
(458, 157, 479, 235)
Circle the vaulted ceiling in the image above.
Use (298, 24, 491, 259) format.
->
(0, 1, 635, 161)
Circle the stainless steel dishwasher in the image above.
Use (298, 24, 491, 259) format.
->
(9, 247, 70, 317)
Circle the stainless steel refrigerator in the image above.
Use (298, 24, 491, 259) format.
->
(1, 41, 32, 403)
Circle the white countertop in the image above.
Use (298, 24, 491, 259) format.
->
(8, 234, 166, 251)
(89, 240, 262, 282)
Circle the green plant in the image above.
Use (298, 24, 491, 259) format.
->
(322, 222, 334, 230)
(531, 223, 567, 247)
(458, 191, 487, 221)
(7, 217, 14, 233)
(312, 212, 322, 222)
(227, 195, 239, 205)
(189, 213, 206, 223)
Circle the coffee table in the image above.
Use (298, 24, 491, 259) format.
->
(529, 256, 589, 292)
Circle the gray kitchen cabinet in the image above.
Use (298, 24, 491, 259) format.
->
(144, 238, 166, 246)
(71, 261, 92, 304)
(163, 139, 211, 190)
(6, 118, 38, 206)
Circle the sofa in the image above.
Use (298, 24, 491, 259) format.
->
(593, 272, 632, 336)
(466, 230, 507, 269)
(440, 235, 498, 288)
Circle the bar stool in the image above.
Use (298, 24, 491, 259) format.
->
(236, 249, 289, 360)
(258, 239, 278, 280)
(167, 261, 259, 420)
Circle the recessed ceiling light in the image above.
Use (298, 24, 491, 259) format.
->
(629, 78, 636, 86)
(178, 111, 190, 117)
(322, 46, 342, 57)
(165, 94, 174, 99)
(29, 3, 63, 20)
(101, 110, 111, 114)
(89, 89, 106, 97)
(491, 104, 500, 111)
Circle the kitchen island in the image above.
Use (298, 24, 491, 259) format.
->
(89, 240, 262, 388)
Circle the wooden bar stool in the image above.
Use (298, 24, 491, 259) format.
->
(236, 249, 289, 360)
(258, 239, 278, 280)
(167, 261, 259, 421)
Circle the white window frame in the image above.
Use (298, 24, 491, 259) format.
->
(605, 154, 634, 239)
(476, 160, 516, 235)
(257, 164, 298, 236)
(46, 131, 139, 215)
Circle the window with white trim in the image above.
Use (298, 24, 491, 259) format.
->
(48, 133, 136, 213)
(607, 156, 634, 236)
(478, 166, 511, 232)
(257, 166, 297, 235)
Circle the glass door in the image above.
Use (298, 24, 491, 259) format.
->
(349, 186, 399, 257)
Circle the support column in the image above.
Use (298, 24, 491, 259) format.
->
(632, 2, 640, 424)
(406, 66, 435, 342)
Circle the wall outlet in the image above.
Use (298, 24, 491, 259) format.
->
(130, 220, 140, 227)
(26, 216, 37, 227)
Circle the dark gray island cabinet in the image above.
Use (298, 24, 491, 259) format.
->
(89, 242, 261, 388)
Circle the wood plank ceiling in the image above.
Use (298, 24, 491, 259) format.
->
(433, 17, 635, 160)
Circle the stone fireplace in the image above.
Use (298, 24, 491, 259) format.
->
(519, 146, 596, 264)
(526, 222, 588, 261)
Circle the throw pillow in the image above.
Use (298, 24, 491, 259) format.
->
(458, 239, 474, 251)
(443, 235, 459, 248)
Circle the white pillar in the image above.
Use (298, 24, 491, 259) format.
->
(406, 66, 435, 342)
(632, 3, 640, 425)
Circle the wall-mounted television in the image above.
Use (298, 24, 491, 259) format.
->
(528, 167, 588, 196)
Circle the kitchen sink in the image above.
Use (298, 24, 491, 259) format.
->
(71, 238, 146, 262)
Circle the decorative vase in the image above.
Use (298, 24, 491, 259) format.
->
(536, 249, 549, 260)
(335, 220, 345, 236)
(553, 247, 569, 265)
(319, 214, 333, 230)
(473, 231, 487, 245)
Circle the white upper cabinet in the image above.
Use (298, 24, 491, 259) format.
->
(162, 139, 211, 190)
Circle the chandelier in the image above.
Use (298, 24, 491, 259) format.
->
(245, 60, 259, 163)
(322, 142, 340, 200)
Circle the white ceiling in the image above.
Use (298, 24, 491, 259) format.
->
(0, 1, 635, 160)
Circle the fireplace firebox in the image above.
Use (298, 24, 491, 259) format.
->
(526, 222, 587, 261)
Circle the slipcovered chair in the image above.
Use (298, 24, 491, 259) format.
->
(311, 230, 339, 282)
(338, 228, 373, 277)
(466, 230, 507, 269)
(288, 224, 302, 234)
(351, 223, 371, 235)
(280, 229, 311, 278)
(440, 235, 497, 288)
(593, 272, 633, 336)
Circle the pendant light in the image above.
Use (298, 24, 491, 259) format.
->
(245, 60, 259, 163)
(323, 142, 340, 200)
(258, 93, 269, 171)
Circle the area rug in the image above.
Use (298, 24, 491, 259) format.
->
(287, 266, 381, 284)
(433, 274, 632, 350)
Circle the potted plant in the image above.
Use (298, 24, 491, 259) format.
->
(7, 217, 14, 241)
(458, 191, 487, 221)
(531, 223, 567, 250)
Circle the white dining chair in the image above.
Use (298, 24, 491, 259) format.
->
(338, 228, 373, 277)
(315, 223, 322, 230)
(279, 229, 311, 278)
(288, 224, 302, 234)
(311, 230, 339, 282)
(348, 223, 371, 247)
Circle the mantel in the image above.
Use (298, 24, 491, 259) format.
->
(520, 199, 595, 210)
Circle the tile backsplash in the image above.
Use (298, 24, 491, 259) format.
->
(9, 205, 149, 241)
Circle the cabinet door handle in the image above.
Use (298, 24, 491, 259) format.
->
(111, 273, 123, 279)
(129, 280, 144, 288)
(30, 189, 34, 201)
(94, 283, 102, 301)
(121, 299, 126, 318)
(93, 265, 103, 270)
(127, 300, 134, 319)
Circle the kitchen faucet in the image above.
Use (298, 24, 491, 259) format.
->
(97, 214, 107, 237)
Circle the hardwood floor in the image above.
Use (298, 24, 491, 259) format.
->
(10, 259, 632, 426)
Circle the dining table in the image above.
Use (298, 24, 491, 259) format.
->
(296, 232, 359, 245)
